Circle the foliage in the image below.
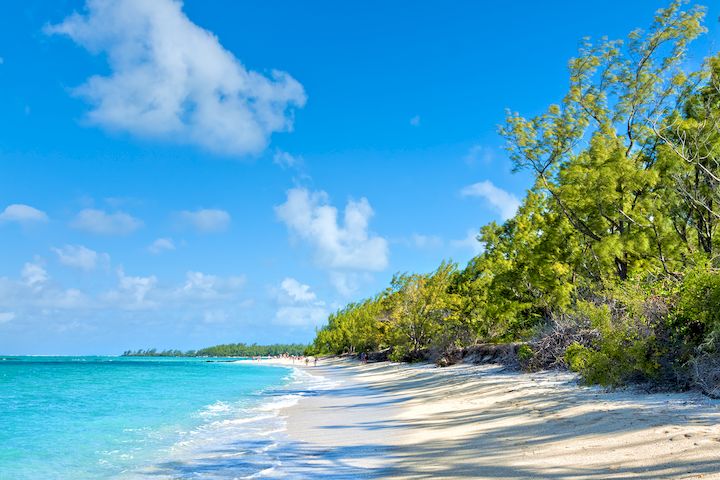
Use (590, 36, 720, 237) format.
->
(122, 343, 307, 357)
(309, 2, 720, 395)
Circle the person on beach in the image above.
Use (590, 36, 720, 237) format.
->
(314, 357, 317, 367)
(304, 357, 309, 366)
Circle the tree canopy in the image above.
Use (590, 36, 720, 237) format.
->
(308, 2, 720, 393)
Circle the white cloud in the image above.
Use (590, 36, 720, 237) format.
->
(178, 209, 230, 233)
(72, 208, 142, 235)
(203, 309, 228, 324)
(279, 277, 316, 302)
(101, 267, 158, 310)
(0, 262, 89, 311)
(274, 277, 326, 327)
(176, 271, 245, 301)
(451, 229, 485, 255)
(148, 237, 175, 254)
(275, 305, 327, 327)
(461, 180, 520, 221)
(0, 261, 252, 335)
(273, 149, 302, 169)
(114, 268, 157, 307)
(275, 188, 389, 271)
(52, 245, 109, 271)
(408, 233, 443, 249)
(410, 115, 420, 126)
(22, 261, 49, 288)
(101, 269, 245, 310)
(464, 145, 494, 165)
(328, 271, 368, 297)
(46, 0, 306, 156)
(0, 204, 48, 224)
(77, 267, 247, 314)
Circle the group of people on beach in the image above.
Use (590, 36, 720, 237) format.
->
(255, 352, 318, 366)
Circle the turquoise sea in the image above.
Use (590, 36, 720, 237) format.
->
(0, 356, 321, 479)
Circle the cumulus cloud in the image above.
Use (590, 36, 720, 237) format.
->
(71, 208, 142, 235)
(21, 261, 49, 288)
(451, 229, 485, 255)
(176, 271, 245, 301)
(46, 0, 306, 156)
(275, 305, 327, 327)
(461, 180, 521, 221)
(329, 271, 372, 297)
(279, 277, 316, 302)
(202, 309, 228, 324)
(101, 269, 245, 310)
(0, 262, 88, 311)
(408, 233, 443, 249)
(112, 268, 158, 307)
(273, 149, 302, 169)
(52, 245, 109, 271)
(125, 269, 246, 307)
(275, 188, 389, 272)
(463, 145, 494, 166)
(0, 261, 250, 336)
(275, 277, 326, 327)
(0, 204, 48, 224)
(177, 208, 230, 233)
(147, 237, 175, 254)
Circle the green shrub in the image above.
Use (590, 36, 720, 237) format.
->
(564, 342, 590, 371)
(562, 299, 665, 386)
(517, 344, 534, 370)
(676, 265, 720, 351)
(517, 344, 534, 362)
(565, 342, 618, 386)
(388, 345, 408, 363)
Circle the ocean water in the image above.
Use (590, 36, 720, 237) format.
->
(0, 356, 325, 479)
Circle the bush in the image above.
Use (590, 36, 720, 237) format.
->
(562, 300, 666, 386)
(676, 266, 720, 351)
(523, 310, 601, 371)
(690, 352, 720, 398)
(388, 345, 421, 363)
(517, 344, 534, 363)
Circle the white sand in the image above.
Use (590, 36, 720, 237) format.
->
(263, 358, 720, 479)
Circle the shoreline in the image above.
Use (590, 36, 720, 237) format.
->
(254, 358, 720, 479)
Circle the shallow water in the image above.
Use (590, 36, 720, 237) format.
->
(0, 356, 318, 479)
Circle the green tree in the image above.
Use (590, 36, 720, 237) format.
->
(501, 0, 706, 281)
(387, 262, 459, 358)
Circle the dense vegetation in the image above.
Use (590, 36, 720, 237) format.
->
(122, 343, 307, 357)
(308, 1, 720, 396)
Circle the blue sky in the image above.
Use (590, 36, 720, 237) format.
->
(0, 1, 718, 354)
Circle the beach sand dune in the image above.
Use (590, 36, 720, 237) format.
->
(276, 359, 720, 479)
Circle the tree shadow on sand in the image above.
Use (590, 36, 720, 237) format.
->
(145, 438, 391, 479)
(147, 362, 720, 479)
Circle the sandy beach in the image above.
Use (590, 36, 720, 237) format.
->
(257, 358, 720, 479)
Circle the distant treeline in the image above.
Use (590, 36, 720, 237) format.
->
(122, 343, 307, 357)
